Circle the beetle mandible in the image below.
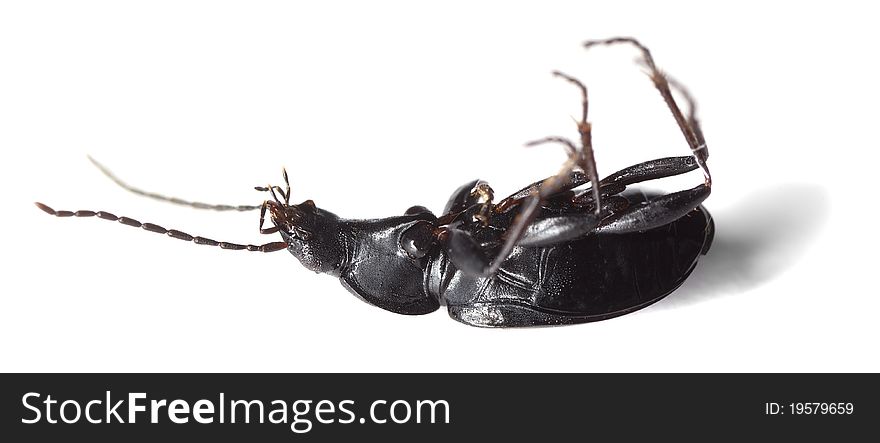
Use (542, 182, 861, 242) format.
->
(35, 38, 714, 327)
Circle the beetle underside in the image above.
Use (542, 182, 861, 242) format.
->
(35, 37, 713, 327)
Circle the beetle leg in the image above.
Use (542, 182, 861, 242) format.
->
(499, 143, 703, 213)
(597, 156, 698, 188)
(666, 76, 706, 153)
(477, 156, 579, 276)
(258, 200, 281, 234)
(518, 195, 633, 247)
(496, 69, 601, 216)
(499, 154, 693, 213)
(543, 155, 701, 210)
(518, 209, 602, 248)
(437, 224, 492, 276)
(439, 153, 580, 277)
(567, 38, 713, 235)
(471, 181, 495, 225)
(440, 179, 497, 228)
(583, 37, 711, 186)
(596, 184, 710, 234)
(549, 71, 602, 214)
(566, 155, 701, 208)
(495, 170, 588, 213)
(443, 179, 496, 216)
(495, 70, 602, 216)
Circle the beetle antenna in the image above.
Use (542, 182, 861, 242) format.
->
(88, 155, 261, 211)
(34, 202, 287, 252)
(583, 37, 711, 186)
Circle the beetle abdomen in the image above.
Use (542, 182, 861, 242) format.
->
(444, 202, 713, 327)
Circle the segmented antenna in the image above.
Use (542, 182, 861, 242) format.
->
(87, 156, 261, 211)
(34, 202, 287, 252)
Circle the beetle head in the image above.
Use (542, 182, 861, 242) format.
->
(266, 197, 346, 275)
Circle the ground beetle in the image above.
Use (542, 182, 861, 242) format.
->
(36, 38, 714, 327)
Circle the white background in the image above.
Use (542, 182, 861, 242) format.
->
(1, 1, 877, 372)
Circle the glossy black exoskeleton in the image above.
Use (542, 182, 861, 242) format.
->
(35, 38, 714, 327)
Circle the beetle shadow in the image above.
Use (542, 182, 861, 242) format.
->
(656, 183, 830, 309)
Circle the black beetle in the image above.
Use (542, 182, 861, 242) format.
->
(35, 38, 713, 327)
